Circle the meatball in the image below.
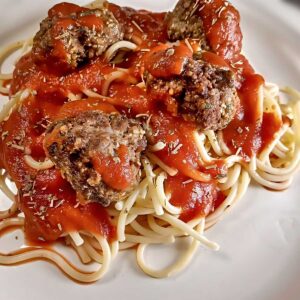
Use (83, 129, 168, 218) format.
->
(146, 57, 238, 131)
(167, 0, 208, 49)
(33, 3, 124, 70)
(44, 111, 146, 207)
(181, 60, 238, 130)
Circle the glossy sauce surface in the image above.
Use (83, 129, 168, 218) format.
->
(91, 145, 135, 191)
(165, 174, 218, 222)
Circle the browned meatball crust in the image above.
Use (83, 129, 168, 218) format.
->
(44, 111, 147, 207)
(33, 3, 124, 70)
(146, 57, 238, 131)
(167, 0, 209, 50)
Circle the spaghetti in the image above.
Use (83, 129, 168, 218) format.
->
(0, 0, 299, 283)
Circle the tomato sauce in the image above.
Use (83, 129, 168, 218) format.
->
(0, 79, 11, 96)
(20, 168, 115, 243)
(91, 145, 135, 191)
(0, 1, 284, 242)
(150, 113, 213, 182)
(108, 3, 168, 45)
(108, 83, 154, 115)
(222, 74, 282, 157)
(198, 0, 242, 60)
(143, 44, 193, 78)
(165, 174, 219, 222)
(11, 53, 115, 97)
(54, 97, 118, 120)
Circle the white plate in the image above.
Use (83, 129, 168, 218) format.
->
(1, 1, 300, 300)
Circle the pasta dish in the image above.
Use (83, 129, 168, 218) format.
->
(0, 0, 299, 282)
